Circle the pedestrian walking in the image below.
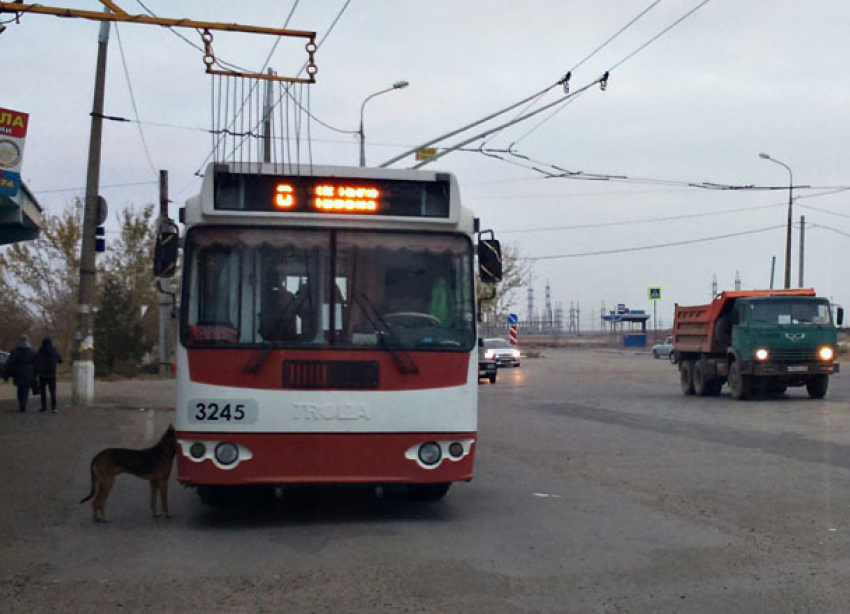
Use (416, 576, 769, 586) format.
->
(4, 335, 38, 413)
(36, 338, 63, 413)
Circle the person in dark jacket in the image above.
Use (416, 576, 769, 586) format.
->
(36, 338, 63, 413)
(4, 335, 38, 413)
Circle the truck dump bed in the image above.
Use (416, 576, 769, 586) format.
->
(673, 289, 815, 354)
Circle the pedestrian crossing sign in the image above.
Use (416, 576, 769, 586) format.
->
(648, 287, 661, 301)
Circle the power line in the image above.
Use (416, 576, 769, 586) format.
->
(505, 0, 663, 148)
(523, 224, 784, 260)
(607, 0, 714, 73)
(114, 24, 157, 179)
(32, 181, 158, 195)
(809, 224, 850, 239)
(500, 202, 784, 234)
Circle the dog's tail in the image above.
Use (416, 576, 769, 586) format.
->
(80, 462, 96, 503)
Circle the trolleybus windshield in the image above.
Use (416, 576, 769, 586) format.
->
(181, 227, 475, 351)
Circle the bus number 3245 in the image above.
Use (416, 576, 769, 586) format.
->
(194, 402, 245, 421)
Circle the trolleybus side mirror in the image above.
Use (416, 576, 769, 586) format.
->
(837, 307, 844, 326)
(478, 235, 502, 284)
(153, 219, 180, 278)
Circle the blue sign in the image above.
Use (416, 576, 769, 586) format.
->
(507, 313, 518, 324)
(0, 170, 20, 197)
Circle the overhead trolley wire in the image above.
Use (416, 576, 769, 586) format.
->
(500, 202, 785, 234)
(114, 23, 158, 179)
(522, 224, 785, 261)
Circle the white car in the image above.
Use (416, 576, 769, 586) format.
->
(482, 338, 521, 368)
(652, 336, 677, 363)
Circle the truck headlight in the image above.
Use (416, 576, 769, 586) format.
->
(755, 348, 769, 361)
(819, 346, 834, 361)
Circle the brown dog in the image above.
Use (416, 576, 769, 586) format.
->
(80, 425, 177, 523)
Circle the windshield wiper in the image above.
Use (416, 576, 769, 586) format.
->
(243, 293, 307, 374)
(353, 292, 419, 375)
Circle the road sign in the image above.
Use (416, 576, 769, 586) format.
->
(507, 313, 518, 324)
(509, 324, 518, 346)
(415, 147, 437, 161)
(648, 287, 661, 301)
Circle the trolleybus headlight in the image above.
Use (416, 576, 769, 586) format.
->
(819, 346, 834, 361)
(418, 442, 442, 466)
(189, 442, 206, 459)
(214, 442, 239, 466)
(755, 348, 769, 361)
(448, 442, 464, 459)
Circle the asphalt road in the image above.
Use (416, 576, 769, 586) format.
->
(2, 350, 850, 613)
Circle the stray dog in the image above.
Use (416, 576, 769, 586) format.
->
(80, 425, 177, 523)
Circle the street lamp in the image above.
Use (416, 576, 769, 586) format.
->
(359, 80, 409, 167)
(759, 152, 793, 289)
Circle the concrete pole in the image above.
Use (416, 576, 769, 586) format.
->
(798, 215, 805, 288)
(72, 15, 110, 406)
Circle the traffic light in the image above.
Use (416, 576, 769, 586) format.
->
(95, 226, 105, 253)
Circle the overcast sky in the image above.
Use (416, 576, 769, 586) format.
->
(3, 0, 848, 329)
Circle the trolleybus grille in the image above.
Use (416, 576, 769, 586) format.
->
(283, 360, 380, 390)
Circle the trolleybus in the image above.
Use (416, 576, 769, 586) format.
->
(157, 162, 501, 503)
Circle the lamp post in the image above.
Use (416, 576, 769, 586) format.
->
(759, 152, 793, 289)
(359, 80, 408, 167)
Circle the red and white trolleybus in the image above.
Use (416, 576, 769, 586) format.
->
(162, 162, 501, 502)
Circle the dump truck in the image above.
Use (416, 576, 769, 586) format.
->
(673, 289, 844, 399)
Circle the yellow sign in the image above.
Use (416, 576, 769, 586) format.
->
(415, 147, 437, 161)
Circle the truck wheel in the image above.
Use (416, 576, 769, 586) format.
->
(692, 361, 712, 396)
(680, 361, 695, 395)
(706, 379, 724, 396)
(728, 361, 750, 400)
(806, 375, 829, 399)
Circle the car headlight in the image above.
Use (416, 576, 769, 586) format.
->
(755, 348, 769, 361)
(512, 349, 520, 358)
(484, 350, 496, 359)
(819, 346, 834, 361)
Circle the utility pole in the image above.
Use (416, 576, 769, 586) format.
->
(72, 14, 110, 406)
(799, 215, 805, 288)
(157, 170, 171, 375)
(263, 68, 273, 164)
(770, 256, 776, 289)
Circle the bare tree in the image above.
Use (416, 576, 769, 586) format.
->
(0, 200, 82, 355)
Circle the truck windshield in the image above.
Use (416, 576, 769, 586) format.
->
(181, 227, 475, 351)
(749, 299, 832, 325)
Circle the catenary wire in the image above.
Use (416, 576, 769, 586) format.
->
(114, 24, 158, 179)
(522, 224, 784, 261)
(500, 202, 784, 234)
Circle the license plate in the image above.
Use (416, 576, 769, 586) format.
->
(787, 365, 808, 373)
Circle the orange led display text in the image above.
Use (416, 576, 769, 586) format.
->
(274, 184, 294, 209)
(314, 184, 379, 212)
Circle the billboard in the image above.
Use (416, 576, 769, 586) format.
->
(0, 107, 29, 198)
